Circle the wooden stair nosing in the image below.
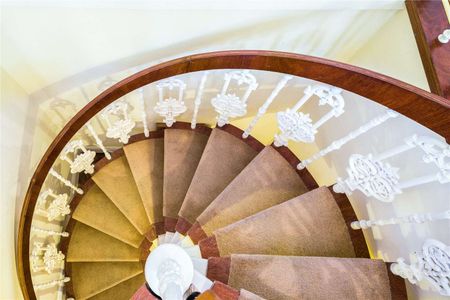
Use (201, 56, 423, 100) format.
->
(207, 257, 231, 284)
(328, 186, 370, 258)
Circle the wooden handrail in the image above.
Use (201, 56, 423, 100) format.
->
(17, 50, 450, 299)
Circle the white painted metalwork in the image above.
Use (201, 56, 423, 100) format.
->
(391, 239, 450, 296)
(36, 189, 70, 221)
(101, 101, 136, 144)
(191, 72, 209, 129)
(211, 70, 258, 127)
(154, 79, 187, 127)
(31, 242, 65, 273)
(145, 244, 194, 300)
(333, 135, 450, 202)
(351, 210, 450, 229)
(86, 122, 111, 159)
(242, 75, 292, 138)
(274, 85, 345, 147)
(138, 88, 150, 137)
(60, 140, 96, 174)
(49, 168, 83, 195)
(33, 276, 70, 291)
(438, 29, 450, 44)
(297, 109, 399, 169)
(31, 226, 69, 237)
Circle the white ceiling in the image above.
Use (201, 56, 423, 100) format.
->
(1, 1, 403, 95)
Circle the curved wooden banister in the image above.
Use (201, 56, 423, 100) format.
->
(17, 50, 450, 300)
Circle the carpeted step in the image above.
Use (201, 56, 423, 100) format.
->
(239, 289, 266, 300)
(163, 128, 209, 231)
(188, 146, 308, 243)
(70, 262, 142, 299)
(227, 254, 392, 300)
(67, 222, 140, 262)
(93, 155, 151, 235)
(176, 128, 261, 234)
(88, 273, 145, 300)
(72, 184, 143, 248)
(124, 136, 164, 232)
(199, 187, 355, 258)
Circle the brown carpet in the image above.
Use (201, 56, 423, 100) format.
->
(213, 187, 355, 258)
(178, 129, 258, 225)
(72, 184, 143, 248)
(89, 273, 145, 300)
(93, 156, 150, 234)
(163, 129, 209, 220)
(67, 222, 140, 262)
(239, 289, 266, 300)
(70, 262, 142, 299)
(124, 138, 164, 225)
(197, 146, 308, 236)
(228, 255, 391, 300)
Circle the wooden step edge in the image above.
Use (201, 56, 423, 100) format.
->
(164, 216, 178, 233)
(328, 186, 371, 258)
(207, 257, 231, 284)
(210, 281, 240, 300)
(175, 216, 193, 235)
(271, 143, 319, 191)
(157, 121, 213, 137)
(199, 236, 220, 258)
(187, 221, 209, 244)
(217, 124, 265, 153)
(386, 262, 408, 300)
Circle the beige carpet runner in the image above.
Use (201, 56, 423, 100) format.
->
(63, 124, 401, 300)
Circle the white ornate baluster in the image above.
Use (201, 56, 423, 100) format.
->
(86, 122, 111, 159)
(274, 85, 345, 147)
(351, 210, 450, 229)
(36, 189, 70, 221)
(49, 168, 83, 194)
(154, 79, 187, 127)
(34, 276, 70, 291)
(31, 226, 69, 237)
(211, 70, 258, 127)
(298, 110, 399, 169)
(138, 88, 150, 137)
(390, 239, 450, 296)
(60, 140, 96, 174)
(31, 242, 65, 273)
(242, 75, 292, 138)
(101, 101, 136, 144)
(191, 72, 209, 129)
(333, 136, 449, 202)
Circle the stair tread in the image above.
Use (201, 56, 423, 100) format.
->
(163, 129, 209, 225)
(212, 187, 355, 258)
(124, 138, 164, 226)
(72, 184, 143, 248)
(195, 146, 308, 236)
(228, 254, 391, 300)
(93, 156, 151, 234)
(88, 273, 145, 300)
(178, 128, 259, 228)
(67, 222, 140, 262)
(239, 289, 266, 300)
(71, 262, 143, 299)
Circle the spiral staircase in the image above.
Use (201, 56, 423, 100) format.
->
(18, 51, 450, 300)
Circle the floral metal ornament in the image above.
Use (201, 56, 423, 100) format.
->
(36, 189, 70, 221)
(211, 70, 258, 127)
(154, 78, 187, 127)
(102, 101, 136, 144)
(31, 242, 65, 273)
(61, 140, 96, 174)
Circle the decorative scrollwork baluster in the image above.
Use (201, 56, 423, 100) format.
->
(274, 85, 345, 147)
(86, 122, 111, 160)
(243, 75, 292, 138)
(138, 88, 150, 137)
(60, 140, 96, 174)
(31, 242, 65, 273)
(154, 79, 187, 127)
(49, 168, 83, 194)
(191, 72, 209, 129)
(31, 226, 69, 237)
(36, 189, 70, 221)
(101, 101, 136, 144)
(390, 239, 450, 296)
(211, 70, 258, 127)
(33, 276, 70, 291)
